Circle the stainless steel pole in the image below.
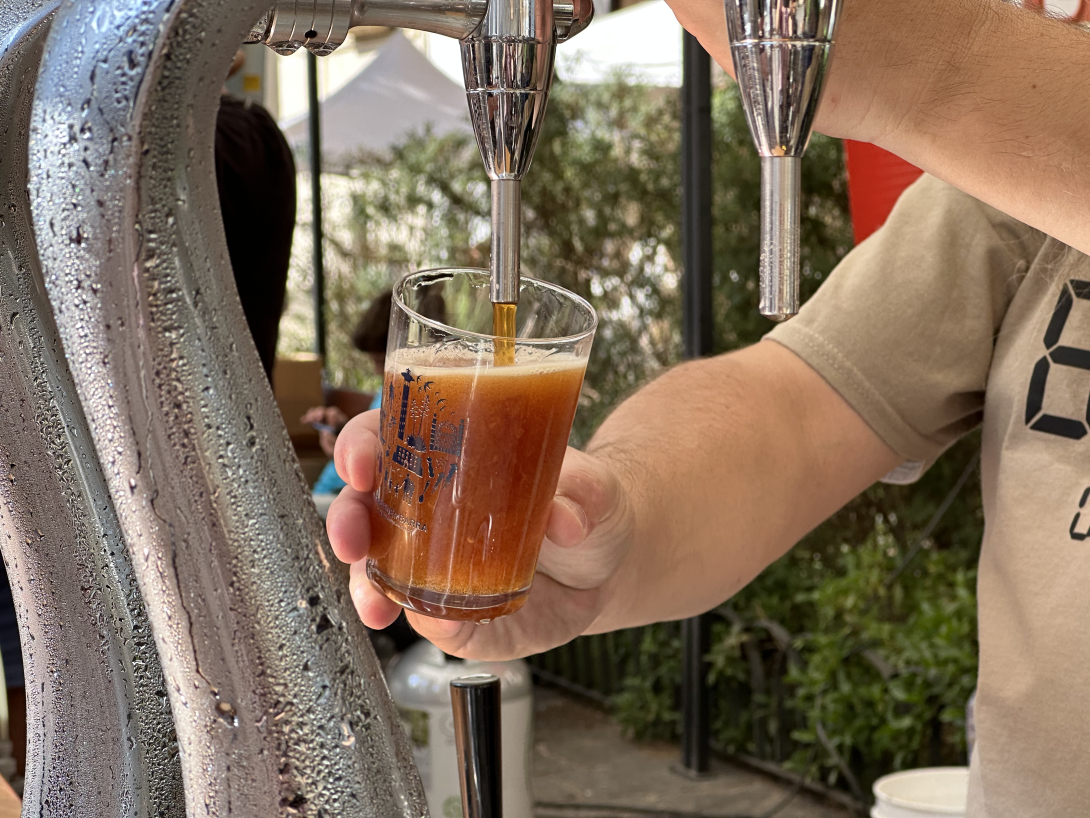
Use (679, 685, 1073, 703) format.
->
(451, 675, 503, 818)
(29, 1, 428, 812)
(1, 3, 184, 815)
(682, 31, 714, 359)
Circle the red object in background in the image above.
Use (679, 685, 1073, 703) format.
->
(1021, 0, 1090, 20)
(843, 140, 923, 245)
(844, 0, 1086, 246)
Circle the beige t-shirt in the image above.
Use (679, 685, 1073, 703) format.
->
(768, 174, 1090, 818)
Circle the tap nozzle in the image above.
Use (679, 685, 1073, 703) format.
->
(760, 156, 801, 321)
(491, 180, 521, 304)
(724, 0, 841, 320)
(461, 0, 558, 306)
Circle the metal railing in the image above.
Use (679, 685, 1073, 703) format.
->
(527, 615, 798, 763)
(527, 613, 859, 816)
(529, 628, 652, 708)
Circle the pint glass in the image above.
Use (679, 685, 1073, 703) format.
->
(367, 269, 597, 622)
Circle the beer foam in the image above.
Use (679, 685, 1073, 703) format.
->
(387, 343, 585, 376)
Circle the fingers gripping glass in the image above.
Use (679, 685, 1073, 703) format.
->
(366, 269, 597, 623)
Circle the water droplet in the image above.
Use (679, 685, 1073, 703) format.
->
(215, 700, 237, 727)
(341, 721, 356, 747)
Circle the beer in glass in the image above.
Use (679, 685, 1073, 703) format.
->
(366, 269, 597, 622)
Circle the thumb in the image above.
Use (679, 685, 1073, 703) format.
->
(545, 448, 624, 549)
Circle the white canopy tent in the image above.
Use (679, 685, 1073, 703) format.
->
(423, 0, 684, 89)
(281, 32, 472, 163)
(555, 0, 683, 86)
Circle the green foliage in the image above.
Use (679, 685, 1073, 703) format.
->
(614, 436, 983, 797)
(612, 625, 683, 742)
(736, 486, 978, 784)
(785, 521, 978, 785)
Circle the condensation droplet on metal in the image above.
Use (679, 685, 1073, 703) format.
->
(341, 721, 356, 747)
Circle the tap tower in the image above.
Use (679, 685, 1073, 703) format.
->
(21, 0, 593, 813)
(724, 0, 842, 320)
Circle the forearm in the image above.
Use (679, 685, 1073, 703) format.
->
(877, 0, 1090, 254)
(583, 342, 898, 632)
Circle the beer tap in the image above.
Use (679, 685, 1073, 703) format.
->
(0, 3, 184, 815)
(27, 0, 589, 811)
(461, 0, 565, 306)
(724, 0, 842, 320)
(249, 0, 594, 306)
(31, 0, 438, 812)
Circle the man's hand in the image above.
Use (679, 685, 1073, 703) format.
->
(301, 405, 349, 458)
(325, 343, 900, 661)
(326, 411, 636, 660)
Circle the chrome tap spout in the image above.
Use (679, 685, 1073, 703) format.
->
(724, 0, 842, 320)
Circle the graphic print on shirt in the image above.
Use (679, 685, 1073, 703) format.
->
(1023, 278, 1090, 540)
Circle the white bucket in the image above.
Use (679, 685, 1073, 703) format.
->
(871, 767, 969, 818)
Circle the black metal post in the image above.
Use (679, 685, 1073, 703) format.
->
(307, 51, 327, 360)
(679, 30, 713, 777)
(681, 614, 712, 773)
(681, 32, 713, 360)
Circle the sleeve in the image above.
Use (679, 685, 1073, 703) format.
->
(766, 174, 1048, 483)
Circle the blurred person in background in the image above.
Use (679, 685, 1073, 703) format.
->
(305, 286, 446, 497)
(304, 291, 392, 497)
(216, 49, 296, 381)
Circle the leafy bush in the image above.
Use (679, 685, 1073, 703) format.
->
(612, 625, 684, 742)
